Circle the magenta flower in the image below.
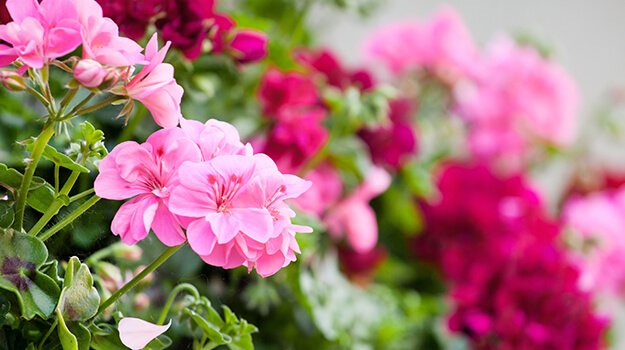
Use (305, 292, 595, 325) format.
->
(228, 29, 268, 64)
(290, 162, 343, 216)
(359, 98, 418, 170)
(97, 0, 161, 41)
(114, 33, 183, 128)
(294, 48, 376, 91)
(0, 0, 82, 68)
(94, 127, 201, 246)
(0, 0, 10, 25)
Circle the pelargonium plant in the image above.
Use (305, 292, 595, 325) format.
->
(0, 0, 307, 348)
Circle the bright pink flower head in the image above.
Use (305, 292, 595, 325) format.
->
(74, 58, 109, 88)
(563, 187, 625, 296)
(454, 36, 579, 165)
(117, 33, 183, 128)
(169, 153, 311, 277)
(74, 0, 144, 67)
(325, 166, 391, 253)
(228, 29, 268, 64)
(290, 162, 343, 216)
(0, 0, 82, 68)
(94, 127, 202, 246)
(180, 118, 252, 161)
(362, 6, 477, 80)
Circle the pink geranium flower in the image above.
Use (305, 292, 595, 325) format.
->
(180, 118, 252, 160)
(0, 0, 82, 68)
(325, 166, 391, 253)
(228, 29, 269, 64)
(94, 127, 201, 246)
(73, 0, 144, 67)
(113, 33, 183, 128)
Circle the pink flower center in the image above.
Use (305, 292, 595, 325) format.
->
(209, 174, 244, 213)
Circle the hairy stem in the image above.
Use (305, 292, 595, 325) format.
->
(157, 283, 201, 325)
(89, 244, 185, 322)
(13, 125, 55, 231)
(38, 195, 100, 241)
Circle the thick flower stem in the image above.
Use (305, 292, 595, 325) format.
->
(90, 243, 185, 322)
(156, 283, 200, 326)
(61, 95, 125, 121)
(13, 125, 55, 232)
(38, 194, 100, 241)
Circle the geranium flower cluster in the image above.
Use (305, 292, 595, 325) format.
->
(96, 0, 268, 62)
(363, 7, 579, 169)
(95, 118, 312, 277)
(563, 185, 625, 297)
(0, 0, 183, 128)
(256, 68, 329, 173)
(414, 163, 607, 349)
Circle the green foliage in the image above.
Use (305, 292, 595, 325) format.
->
(0, 163, 55, 213)
(58, 257, 100, 322)
(0, 229, 60, 320)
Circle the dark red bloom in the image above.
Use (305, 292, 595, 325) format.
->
(155, 0, 234, 60)
(294, 48, 376, 91)
(97, 0, 162, 41)
(359, 98, 418, 170)
(0, 0, 11, 24)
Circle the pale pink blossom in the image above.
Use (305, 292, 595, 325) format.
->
(362, 6, 478, 80)
(73, 0, 144, 67)
(74, 58, 109, 88)
(454, 36, 579, 165)
(325, 166, 391, 253)
(118, 318, 171, 350)
(115, 33, 183, 128)
(563, 187, 625, 296)
(0, 0, 82, 68)
(94, 127, 201, 246)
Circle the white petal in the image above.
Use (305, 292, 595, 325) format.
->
(119, 317, 171, 349)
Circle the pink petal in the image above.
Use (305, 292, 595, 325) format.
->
(6, 0, 39, 23)
(187, 219, 217, 256)
(111, 195, 158, 245)
(118, 318, 171, 350)
(169, 185, 216, 218)
(151, 201, 186, 246)
(231, 208, 273, 243)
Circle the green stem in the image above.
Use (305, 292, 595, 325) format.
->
(54, 164, 59, 194)
(27, 169, 81, 236)
(90, 244, 185, 321)
(38, 195, 100, 241)
(61, 92, 96, 120)
(25, 85, 50, 109)
(61, 95, 124, 121)
(69, 188, 94, 203)
(157, 283, 200, 325)
(13, 125, 55, 231)
(57, 88, 79, 118)
(117, 104, 146, 143)
(38, 318, 58, 350)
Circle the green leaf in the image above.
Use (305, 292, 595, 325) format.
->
(0, 228, 60, 319)
(56, 309, 78, 350)
(0, 201, 13, 229)
(144, 335, 172, 350)
(90, 323, 127, 350)
(58, 257, 100, 321)
(40, 260, 63, 287)
(22, 139, 88, 173)
(0, 163, 56, 213)
(0, 292, 9, 326)
(68, 322, 90, 350)
(227, 333, 254, 350)
(184, 308, 228, 344)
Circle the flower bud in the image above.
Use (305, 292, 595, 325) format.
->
(111, 242, 143, 260)
(74, 59, 109, 88)
(228, 29, 269, 64)
(133, 293, 150, 311)
(0, 71, 27, 91)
